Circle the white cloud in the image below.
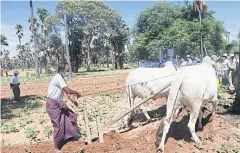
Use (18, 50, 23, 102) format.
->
(224, 23, 240, 42)
(1, 24, 32, 57)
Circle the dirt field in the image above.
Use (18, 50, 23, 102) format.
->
(1, 69, 240, 153)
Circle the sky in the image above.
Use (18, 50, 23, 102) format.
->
(1, 1, 240, 57)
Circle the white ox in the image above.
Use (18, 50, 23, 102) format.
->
(156, 56, 218, 153)
(124, 61, 176, 127)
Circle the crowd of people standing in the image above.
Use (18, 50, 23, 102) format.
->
(139, 54, 201, 68)
(219, 52, 239, 90)
(138, 51, 239, 91)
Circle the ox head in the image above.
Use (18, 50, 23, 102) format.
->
(202, 56, 222, 77)
(202, 56, 216, 67)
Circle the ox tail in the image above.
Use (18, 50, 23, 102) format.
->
(156, 68, 186, 140)
(127, 85, 133, 107)
(126, 76, 133, 108)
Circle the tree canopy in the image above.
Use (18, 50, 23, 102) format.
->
(129, 2, 227, 61)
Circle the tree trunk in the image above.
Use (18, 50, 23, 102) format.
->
(39, 61, 42, 74)
(64, 13, 72, 80)
(234, 56, 240, 114)
(30, 0, 40, 78)
(115, 55, 118, 69)
(19, 38, 21, 46)
(119, 53, 124, 69)
(21, 59, 24, 71)
(114, 45, 118, 69)
(198, 9, 203, 60)
(111, 49, 114, 67)
(107, 56, 109, 68)
(87, 43, 91, 72)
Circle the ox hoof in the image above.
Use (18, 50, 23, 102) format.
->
(154, 141, 159, 147)
(209, 115, 214, 122)
(156, 148, 164, 153)
(197, 127, 203, 132)
(197, 125, 203, 131)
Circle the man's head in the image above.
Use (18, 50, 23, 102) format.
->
(234, 51, 239, 58)
(190, 54, 194, 59)
(58, 64, 66, 77)
(195, 57, 201, 63)
(186, 55, 190, 60)
(222, 53, 228, 59)
(13, 70, 19, 77)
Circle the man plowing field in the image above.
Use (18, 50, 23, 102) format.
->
(46, 64, 81, 153)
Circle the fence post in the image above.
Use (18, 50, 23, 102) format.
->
(83, 99, 92, 144)
(96, 116, 103, 143)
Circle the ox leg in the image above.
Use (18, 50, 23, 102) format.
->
(188, 106, 201, 143)
(142, 110, 151, 121)
(142, 99, 153, 122)
(158, 92, 182, 153)
(174, 92, 183, 118)
(209, 97, 218, 122)
(197, 109, 203, 131)
(158, 110, 175, 153)
(174, 107, 181, 117)
(123, 96, 136, 128)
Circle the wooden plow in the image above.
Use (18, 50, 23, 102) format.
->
(82, 81, 171, 144)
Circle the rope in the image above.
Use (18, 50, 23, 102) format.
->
(81, 74, 174, 97)
(79, 74, 174, 111)
(125, 74, 174, 87)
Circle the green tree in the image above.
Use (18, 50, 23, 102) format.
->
(0, 35, 8, 46)
(55, 1, 128, 71)
(130, 2, 226, 61)
(0, 49, 10, 69)
(15, 24, 24, 46)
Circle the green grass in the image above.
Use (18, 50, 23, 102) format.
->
(1, 74, 52, 85)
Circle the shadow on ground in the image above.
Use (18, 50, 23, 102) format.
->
(1, 95, 44, 119)
(129, 105, 215, 143)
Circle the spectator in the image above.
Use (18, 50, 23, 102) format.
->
(186, 55, 192, 66)
(10, 70, 20, 102)
(221, 53, 231, 86)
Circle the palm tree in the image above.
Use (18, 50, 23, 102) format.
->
(36, 7, 49, 39)
(36, 7, 49, 74)
(0, 35, 8, 46)
(192, 0, 208, 60)
(15, 24, 24, 46)
(30, 0, 40, 78)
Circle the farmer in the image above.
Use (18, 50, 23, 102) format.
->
(221, 53, 231, 86)
(46, 64, 81, 153)
(186, 55, 193, 66)
(181, 55, 192, 67)
(10, 70, 20, 101)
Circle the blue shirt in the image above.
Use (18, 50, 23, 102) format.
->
(192, 60, 197, 65)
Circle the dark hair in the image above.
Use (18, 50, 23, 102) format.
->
(58, 64, 65, 73)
